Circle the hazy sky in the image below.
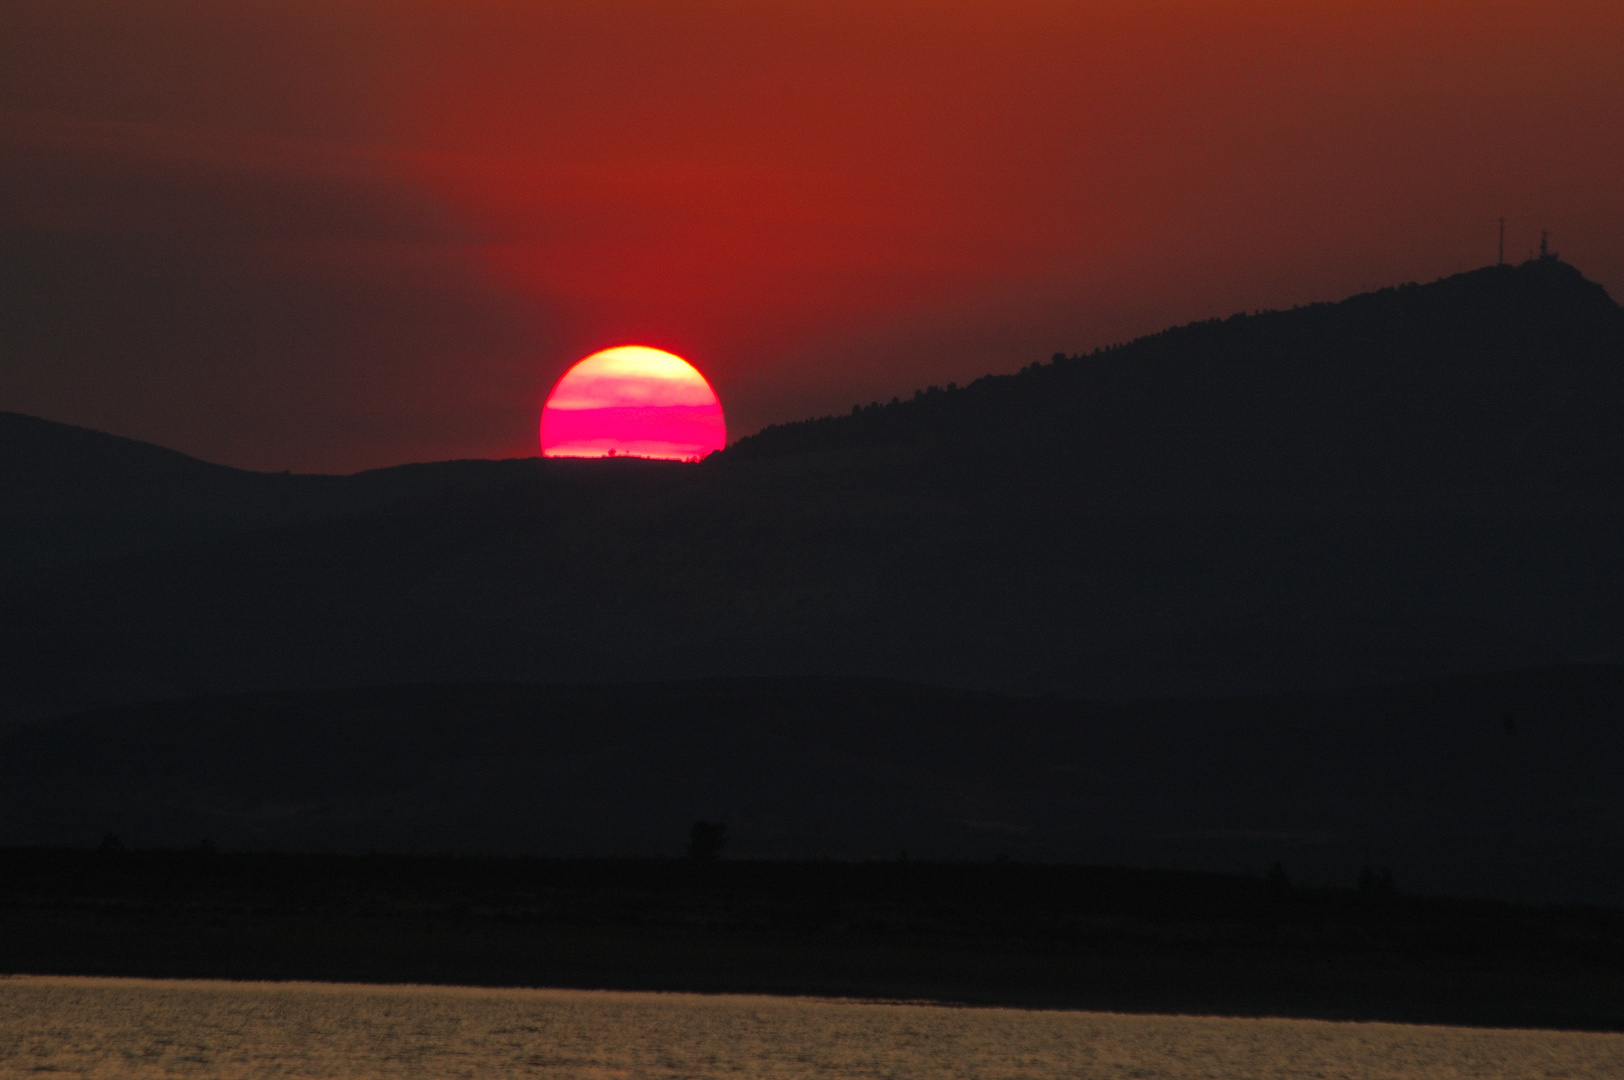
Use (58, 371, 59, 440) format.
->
(3, 0, 1620, 472)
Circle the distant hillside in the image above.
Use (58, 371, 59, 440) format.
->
(730, 258, 1624, 498)
(3, 258, 1623, 718)
(5, 666, 1624, 905)
(0, 410, 559, 581)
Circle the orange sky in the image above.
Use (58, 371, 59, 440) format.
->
(2, 1, 1620, 471)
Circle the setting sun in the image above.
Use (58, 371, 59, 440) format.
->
(540, 346, 726, 461)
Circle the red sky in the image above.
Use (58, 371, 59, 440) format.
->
(2, 0, 1621, 472)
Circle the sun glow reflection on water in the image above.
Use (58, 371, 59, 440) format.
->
(1, 976, 1620, 1079)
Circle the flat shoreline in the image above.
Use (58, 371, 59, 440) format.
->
(9, 974, 1623, 1080)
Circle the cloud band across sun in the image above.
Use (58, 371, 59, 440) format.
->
(540, 346, 726, 461)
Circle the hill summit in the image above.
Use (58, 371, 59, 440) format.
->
(731, 257, 1624, 500)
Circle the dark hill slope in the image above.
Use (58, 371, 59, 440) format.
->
(0, 456, 690, 718)
(5, 666, 1623, 904)
(3, 260, 1623, 717)
(731, 258, 1624, 499)
(0, 411, 553, 582)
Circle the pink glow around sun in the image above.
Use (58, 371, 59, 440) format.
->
(540, 346, 726, 461)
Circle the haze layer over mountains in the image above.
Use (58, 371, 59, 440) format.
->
(4, 257, 1622, 722)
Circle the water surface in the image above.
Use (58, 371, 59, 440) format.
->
(2, 975, 1618, 1078)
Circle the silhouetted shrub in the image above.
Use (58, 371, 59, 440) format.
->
(1358, 865, 1395, 897)
(687, 821, 727, 861)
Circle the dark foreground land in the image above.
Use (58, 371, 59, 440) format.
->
(7, 668, 1624, 905)
(4, 847, 1622, 1031)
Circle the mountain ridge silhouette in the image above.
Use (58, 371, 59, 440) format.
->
(3, 257, 1622, 719)
(0, 408, 581, 582)
(729, 258, 1624, 497)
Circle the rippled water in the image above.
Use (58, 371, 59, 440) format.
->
(1, 976, 1619, 1078)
